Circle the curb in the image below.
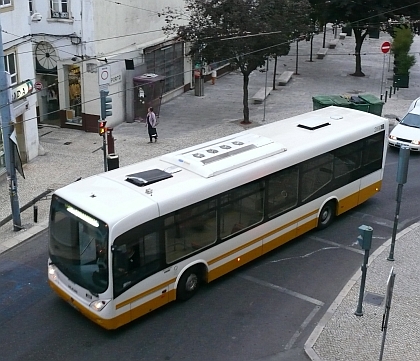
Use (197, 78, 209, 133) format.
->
(0, 219, 48, 255)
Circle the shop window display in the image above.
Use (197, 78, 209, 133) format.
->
(67, 65, 82, 125)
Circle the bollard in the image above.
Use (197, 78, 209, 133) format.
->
(393, 86, 396, 95)
(389, 86, 392, 98)
(33, 205, 38, 223)
(385, 91, 388, 102)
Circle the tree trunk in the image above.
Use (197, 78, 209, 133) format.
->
(272, 56, 278, 90)
(242, 73, 250, 124)
(352, 28, 368, 77)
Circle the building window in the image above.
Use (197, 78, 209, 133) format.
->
(29, 0, 33, 14)
(50, 0, 69, 18)
(145, 42, 184, 93)
(4, 52, 17, 85)
(0, 0, 11, 7)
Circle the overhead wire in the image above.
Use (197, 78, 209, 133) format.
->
(1, 1, 420, 132)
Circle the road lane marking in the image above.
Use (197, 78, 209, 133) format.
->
(285, 305, 321, 350)
(309, 236, 364, 254)
(240, 275, 324, 307)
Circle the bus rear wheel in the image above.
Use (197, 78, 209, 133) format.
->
(317, 201, 336, 229)
(176, 266, 203, 301)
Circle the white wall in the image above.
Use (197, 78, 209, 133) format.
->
(2, 0, 39, 161)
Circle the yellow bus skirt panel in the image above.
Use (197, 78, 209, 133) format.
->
(207, 246, 262, 282)
(130, 291, 169, 321)
(262, 228, 296, 254)
(49, 280, 130, 330)
(337, 192, 359, 215)
(358, 180, 382, 205)
(116, 279, 174, 310)
(296, 217, 318, 237)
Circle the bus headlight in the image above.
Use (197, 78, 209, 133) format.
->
(90, 299, 110, 312)
(48, 264, 57, 281)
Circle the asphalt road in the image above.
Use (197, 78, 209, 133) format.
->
(1, 147, 419, 361)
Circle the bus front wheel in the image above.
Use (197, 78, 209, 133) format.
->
(176, 266, 202, 301)
(317, 201, 336, 229)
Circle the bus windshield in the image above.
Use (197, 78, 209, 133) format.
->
(49, 196, 109, 295)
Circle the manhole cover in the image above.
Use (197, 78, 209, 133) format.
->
(364, 292, 384, 306)
(64, 142, 72, 145)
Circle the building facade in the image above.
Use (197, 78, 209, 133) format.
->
(1, 0, 193, 176)
(30, 0, 191, 132)
(0, 0, 39, 176)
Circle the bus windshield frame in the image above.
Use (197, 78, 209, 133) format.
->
(49, 195, 109, 295)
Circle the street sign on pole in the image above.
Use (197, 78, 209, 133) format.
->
(98, 65, 111, 86)
(380, 41, 391, 98)
(381, 41, 391, 54)
(34, 81, 43, 91)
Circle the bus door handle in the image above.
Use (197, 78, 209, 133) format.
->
(163, 268, 171, 273)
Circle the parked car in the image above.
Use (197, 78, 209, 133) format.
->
(388, 97, 420, 151)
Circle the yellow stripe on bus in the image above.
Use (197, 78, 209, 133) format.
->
(208, 209, 318, 266)
(116, 278, 175, 309)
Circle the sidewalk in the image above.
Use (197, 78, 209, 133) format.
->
(305, 222, 420, 361)
(1, 27, 420, 360)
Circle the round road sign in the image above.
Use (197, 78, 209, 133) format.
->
(34, 81, 43, 91)
(381, 41, 391, 54)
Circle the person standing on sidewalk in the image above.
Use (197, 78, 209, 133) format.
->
(145, 107, 158, 143)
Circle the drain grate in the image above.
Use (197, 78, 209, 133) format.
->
(364, 292, 384, 306)
(64, 142, 72, 145)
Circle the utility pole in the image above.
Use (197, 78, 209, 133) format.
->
(0, 18, 21, 231)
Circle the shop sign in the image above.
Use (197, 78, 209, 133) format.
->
(11, 80, 33, 103)
(110, 72, 122, 85)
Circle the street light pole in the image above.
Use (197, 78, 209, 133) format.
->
(0, 18, 21, 231)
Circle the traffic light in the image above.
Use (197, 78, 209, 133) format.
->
(100, 90, 112, 120)
(357, 225, 373, 250)
(98, 120, 107, 136)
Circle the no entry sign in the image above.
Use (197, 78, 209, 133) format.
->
(381, 41, 391, 54)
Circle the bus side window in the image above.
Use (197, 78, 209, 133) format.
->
(165, 199, 217, 263)
(300, 153, 334, 202)
(267, 166, 299, 217)
(334, 141, 362, 178)
(219, 181, 264, 239)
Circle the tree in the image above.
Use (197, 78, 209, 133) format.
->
(261, 0, 312, 89)
(310, 0, 393, 77)
(164, 0, 311, 124)
(309, 0, 420, 77)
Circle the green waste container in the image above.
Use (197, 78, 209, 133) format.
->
(312, 96, 336, 110)
(330, 95, 352, 108)
(358, 94, 384, 116)
(348, 95, 370, 113)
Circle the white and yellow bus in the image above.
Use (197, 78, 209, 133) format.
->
(48, 106, 388, 329)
